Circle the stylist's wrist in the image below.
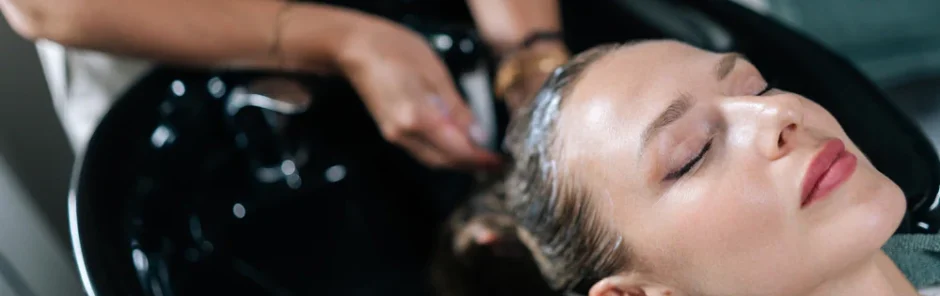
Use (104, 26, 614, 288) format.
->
(518, 39, 568, 58)
(487, 30, 564, 56)
(495, 38, 569, 111)
(277, 4, 362, 74)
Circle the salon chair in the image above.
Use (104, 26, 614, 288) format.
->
(69, 0, 940, 295)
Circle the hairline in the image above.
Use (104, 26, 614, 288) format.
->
(517, 41, 646, 290)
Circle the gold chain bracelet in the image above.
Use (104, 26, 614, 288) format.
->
(494, 46, 570, 99)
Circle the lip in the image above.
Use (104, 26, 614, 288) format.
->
(800, 139, 858, 208)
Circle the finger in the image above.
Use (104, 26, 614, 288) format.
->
(400, 137, 451, 169)
(434, 78, 473, 127)
(424, 62, 488, 146)
(424, 123, 502, 170)
(427, 95, 488, 149)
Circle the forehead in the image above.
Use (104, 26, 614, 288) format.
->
(571, 41, 715, 104)
(555, 41, 717, 181)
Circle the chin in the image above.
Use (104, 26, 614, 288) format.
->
(850, 168, 908, 251)
(845, 142, 908, 238)
(876, 179, 907, 236)
(813, 166, 906, 262)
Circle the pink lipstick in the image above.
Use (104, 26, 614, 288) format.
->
(801, 139, 857, 208)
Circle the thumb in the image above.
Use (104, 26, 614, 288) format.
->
(431, 78, 488, 147)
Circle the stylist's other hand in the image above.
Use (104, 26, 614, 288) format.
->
(502, 43, 570, 112)
(336, 14, 501, 170)
(504, 70, 554, 112)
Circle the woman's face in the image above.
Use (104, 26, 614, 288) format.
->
(557, 41, 907, 296)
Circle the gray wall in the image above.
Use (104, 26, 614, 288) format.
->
(0, 16, 74, 250)
(0, 14, 84, 296)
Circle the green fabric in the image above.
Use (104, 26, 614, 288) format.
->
(764, 0, 940, 86)
(883, 233, 940, 288)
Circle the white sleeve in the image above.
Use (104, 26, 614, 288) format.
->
(34, 40, 153, 154)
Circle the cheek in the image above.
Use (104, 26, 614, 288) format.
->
(667, 172, 790, 256)
(632, 158, 802, 287)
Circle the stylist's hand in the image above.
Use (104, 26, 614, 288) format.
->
(336, 13, 501, 170)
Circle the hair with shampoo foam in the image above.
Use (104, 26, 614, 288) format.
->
(502, 42, 643, 292)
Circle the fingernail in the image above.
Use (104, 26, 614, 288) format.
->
(469, 124, 488, 146)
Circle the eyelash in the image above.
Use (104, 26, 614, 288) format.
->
(665, 140, 711, 181)
(664, 80, 775, 181)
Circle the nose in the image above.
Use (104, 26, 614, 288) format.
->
(753, 92, 805, 160)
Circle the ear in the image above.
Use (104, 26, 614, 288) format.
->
(467, 222, 501, 245)
(453, 217, 506, 251)
(589, 274, 677, 296)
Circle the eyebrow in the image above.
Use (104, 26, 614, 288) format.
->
(641, 92, 694, 151)
(715, 53, 746, 81)
(638, 53, 743, 157)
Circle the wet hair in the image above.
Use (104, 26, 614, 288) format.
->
(503, 42, 635, 293)
(429, 171, 561, 296)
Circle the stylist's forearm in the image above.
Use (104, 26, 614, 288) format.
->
(465, 0, 562, 54)
(0, 0, 357, 72)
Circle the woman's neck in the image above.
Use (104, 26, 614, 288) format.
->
(807, 251, 919, 296)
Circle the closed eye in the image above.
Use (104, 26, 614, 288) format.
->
(665, 140, 712, 181)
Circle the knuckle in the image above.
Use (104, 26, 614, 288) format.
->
(381, 126, 406, 143)
(435, 158, 460, 169)
(381, 111, 423, 142)
(419, 155, 450, 169)
(394, 110, 424, 133)
(398, 116, 421, 132)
